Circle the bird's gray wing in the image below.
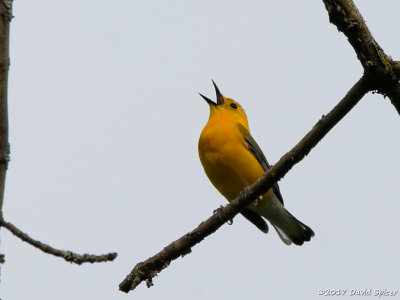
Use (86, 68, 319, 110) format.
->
(238, 124, 284, 205)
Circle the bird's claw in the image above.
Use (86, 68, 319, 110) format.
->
(213, 205, 224, 215)
(239, 186, 250, 200)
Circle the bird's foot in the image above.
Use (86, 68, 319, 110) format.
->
(239, 186, 250, 200)
(213, 205, 224, 215)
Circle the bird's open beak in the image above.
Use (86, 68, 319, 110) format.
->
(199, 93, 216, 106)
(212, 80, 224, 105)
(199, 80, 225, 106)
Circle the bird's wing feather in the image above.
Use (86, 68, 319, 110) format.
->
(238, 124, 284, 205)
(240, 209, 269, 233)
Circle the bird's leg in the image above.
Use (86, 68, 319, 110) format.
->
(251, 196, 262, 207)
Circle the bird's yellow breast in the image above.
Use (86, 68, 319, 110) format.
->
(198, 114, 267, 202)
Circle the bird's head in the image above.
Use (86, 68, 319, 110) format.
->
(199, 81, 249, 128)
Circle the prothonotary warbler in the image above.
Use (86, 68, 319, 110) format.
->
(198, 81, 314, 246)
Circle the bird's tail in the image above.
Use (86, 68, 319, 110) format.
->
(261, 196, 314, 246)
(270, 210, 314, 246)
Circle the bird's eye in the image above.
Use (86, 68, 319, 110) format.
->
(230, 103, 237, 109)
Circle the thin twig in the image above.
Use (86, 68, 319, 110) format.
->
(119, 75, 371, 293)
(0, 219, 117, 264)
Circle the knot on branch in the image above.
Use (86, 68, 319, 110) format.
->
(0, 142, 10, 168)
(0, 0, 13, 21)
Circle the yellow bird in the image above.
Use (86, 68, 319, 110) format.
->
(198, 81, 314, 245)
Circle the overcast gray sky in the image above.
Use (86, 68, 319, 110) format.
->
(1, 1, 400, 299)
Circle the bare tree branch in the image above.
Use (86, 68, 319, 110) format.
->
(322, 0, 400, 114)
(0, 0, 117, 265)
(0, 219, 117, 264)
(0, 1, 12, 263)
(0, 0, 12, 219)
(119, 75, 371, 293)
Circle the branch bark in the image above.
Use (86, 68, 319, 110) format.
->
(119, 75, 371, 293)
(0, 0, 117, 265)
(0, 0, 12, 219)
(322, 0, 400, 114)
(0, 0, 12, 266)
